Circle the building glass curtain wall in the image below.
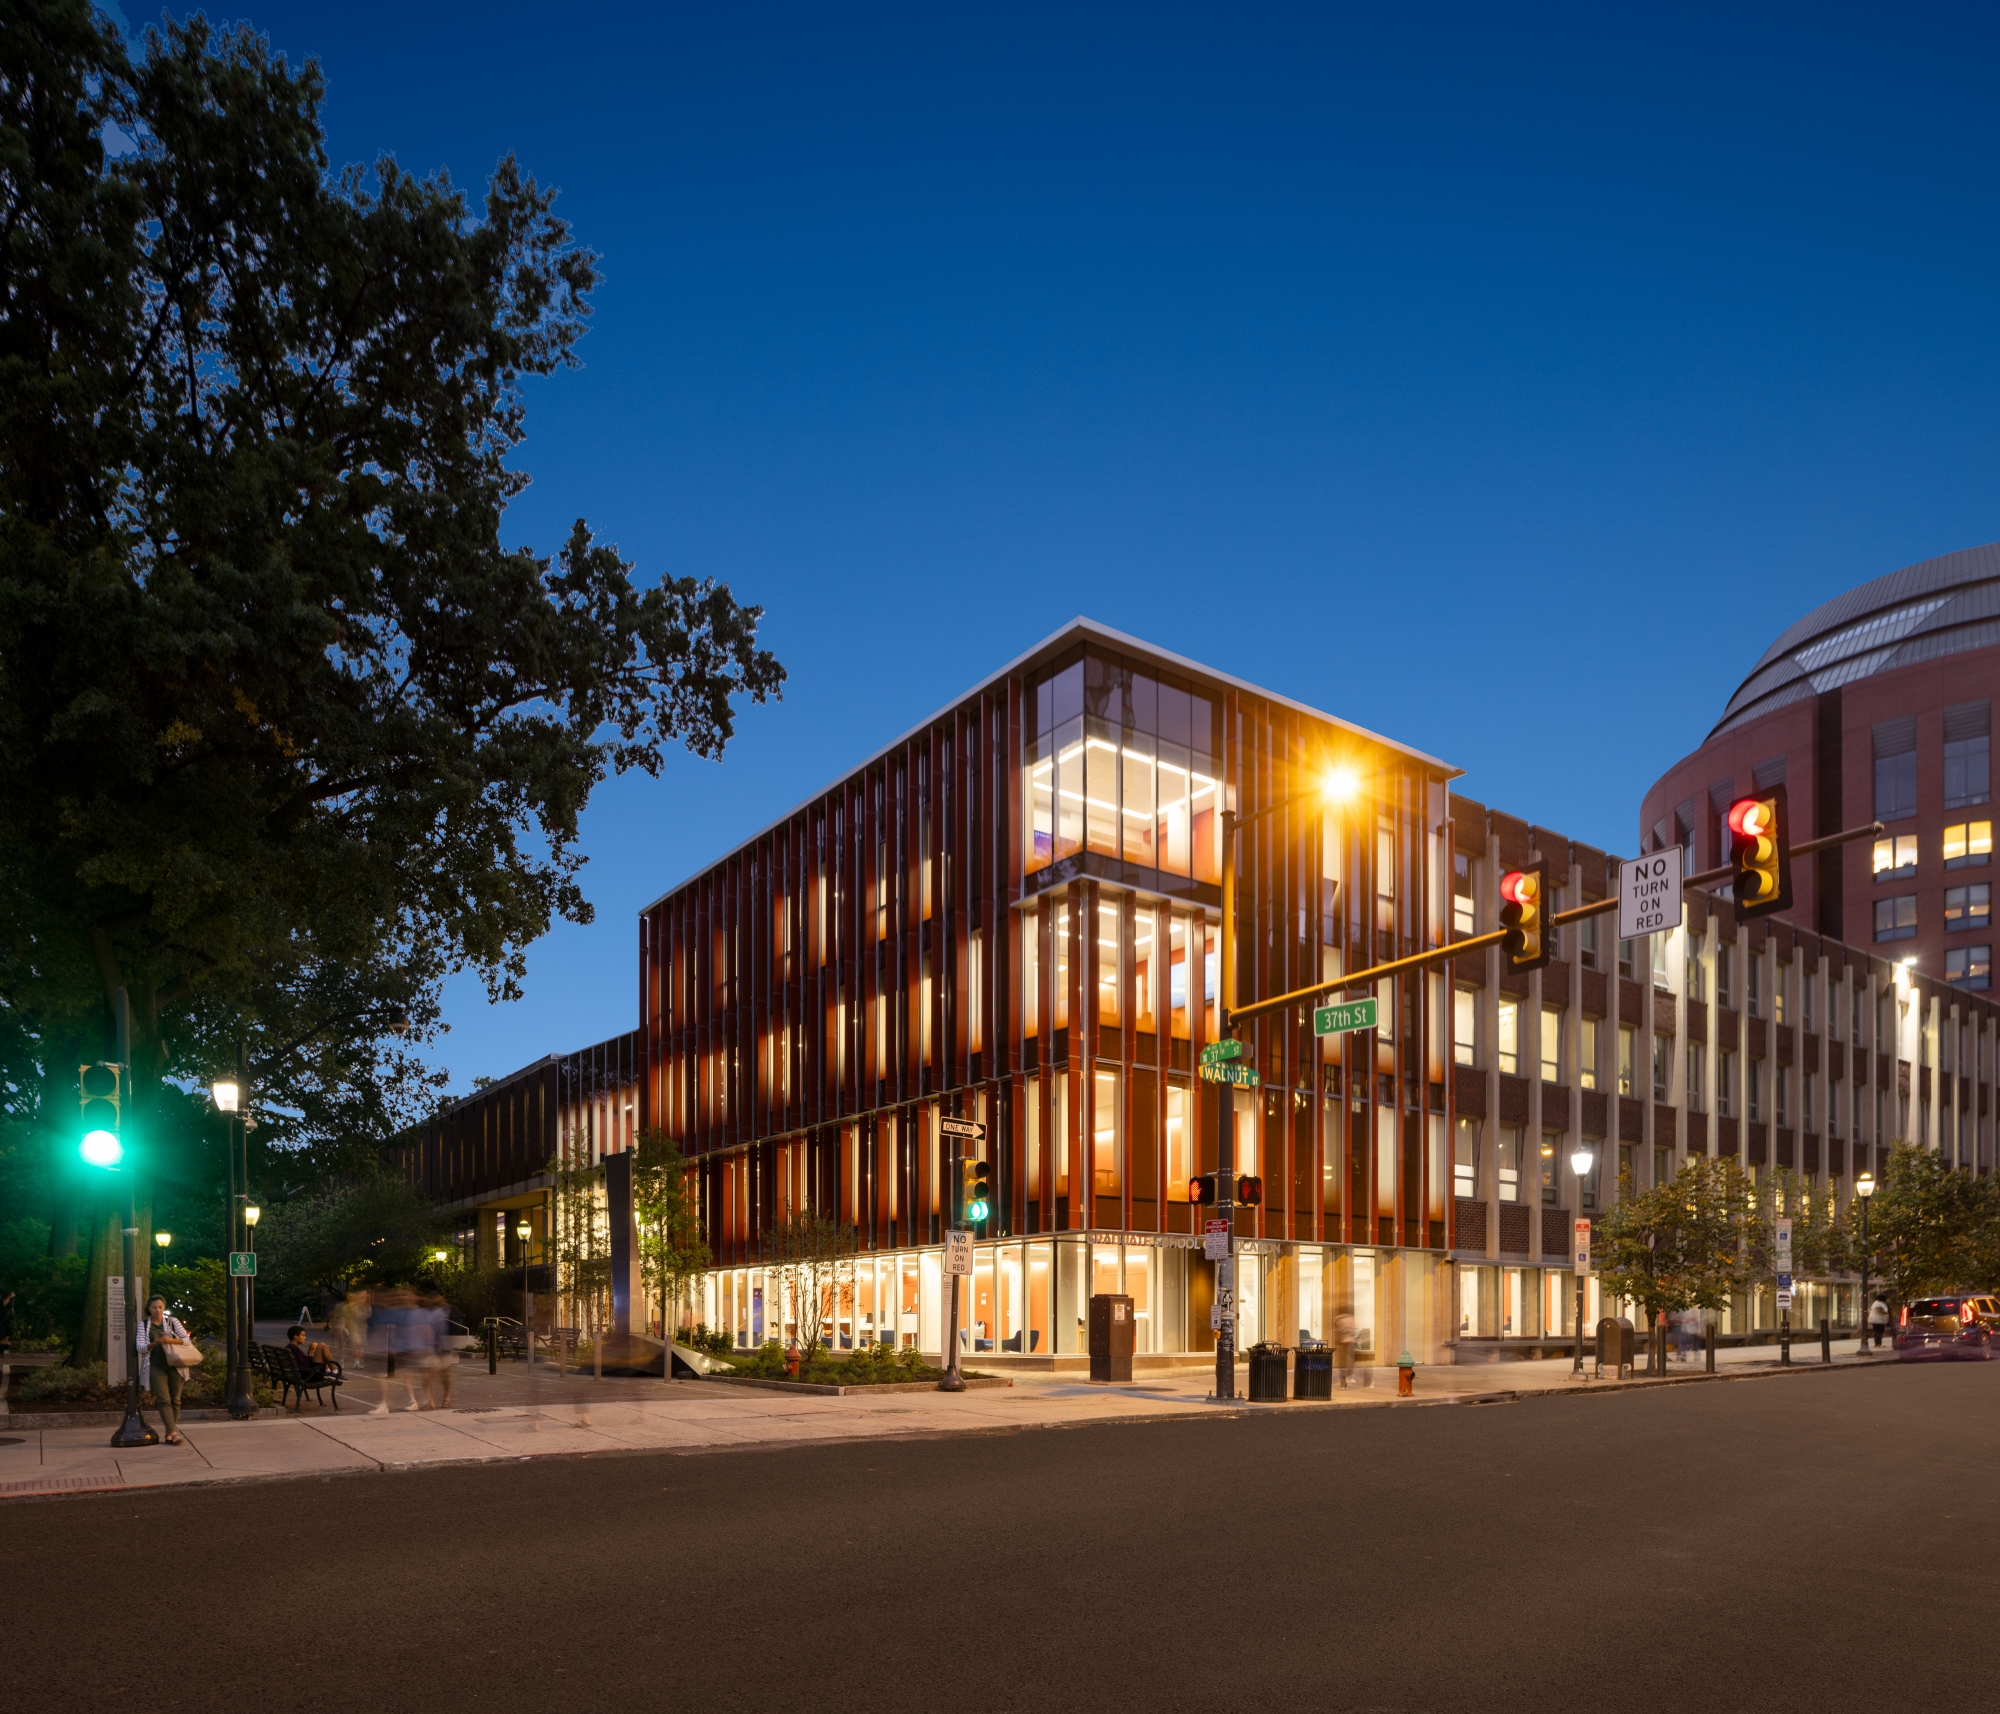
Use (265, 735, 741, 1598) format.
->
(638, 621, 1471, 1363)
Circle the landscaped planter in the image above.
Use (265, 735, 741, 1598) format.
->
(704, 1374, 1012, 1397)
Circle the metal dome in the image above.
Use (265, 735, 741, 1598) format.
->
(1710, 541, 2000, 739)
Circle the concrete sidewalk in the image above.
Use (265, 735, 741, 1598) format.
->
(0, 1340, 1896, 1501)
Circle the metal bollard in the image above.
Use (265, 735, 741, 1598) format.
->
(1779, 1316, 1790, 1366)
(1820, 1317, 1831, 1364)
(1705, 1321, 1716, 1373)
(487, 1321, 498, 1375)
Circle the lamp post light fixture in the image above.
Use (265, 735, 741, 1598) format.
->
(211, 1076, 240, 1114)
(517, 1217, 534, 1370)
(1212, 761, 1360, 1401)
(1856, 1169, 1877, 1354)
(1569, 1146, 1594, 1377)
(154, 1231, 171, 1249)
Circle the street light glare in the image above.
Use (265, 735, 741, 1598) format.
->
(155, 1231, 172, 1248)
(244, 1203, 261, 1227)
(80, 1129, 122, 1168)
(1570, 1146, 1594, 1177)
(212, 1077, 240, 1113)
(1321, 765, 1361, 805)
(1856, 1171, 1877, 1199)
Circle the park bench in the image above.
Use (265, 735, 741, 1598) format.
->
(262, 1342, 343, 1412)
(485, 1321, 579, 1363)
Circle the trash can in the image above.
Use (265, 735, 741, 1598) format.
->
(1088, 1293, 1135, 1383)
(1595, 1315, 1635, 1379)
(1294, 1343, 1333, 1400)
(1247, 1341, 1289, 1401)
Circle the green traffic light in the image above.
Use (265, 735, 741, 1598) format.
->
(968, 1197, 989, 1222)
(80, 1128, 123, 1167)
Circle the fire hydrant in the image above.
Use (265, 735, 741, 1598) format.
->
(784, 1341, 801, 1379)
(1396, 1350, 1415, 1396)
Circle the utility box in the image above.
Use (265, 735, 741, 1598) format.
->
(1595, 1316, 1635, 1379)
(1088, 1293, 1134, 1383)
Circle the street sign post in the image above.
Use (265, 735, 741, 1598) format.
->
(1203, 1218, 1229, 1260)
(1312, 996, 1378, 1037)
(1197, 1040, 1246, 1066)
(1570, 1218, 1593, 1380)
(229, 1251, 257, 1278)
(1775, 1218, 1793, 1274)
(939, 1117, 986, 1141)
(1618, 847, 1684, 941)
(1197, 1061, 1260, 1088)
(1573, 1218, 1592, 1275)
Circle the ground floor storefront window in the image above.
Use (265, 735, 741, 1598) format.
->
(693, 1240, 1453, 1360)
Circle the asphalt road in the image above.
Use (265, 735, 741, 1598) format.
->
(11, 1362, 1996, 1713)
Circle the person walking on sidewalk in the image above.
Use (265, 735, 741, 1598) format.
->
(1333, 1304, 1358, 1388)
(1869, 1297, 1890, 1349)
(137, 1295, 196, 1443)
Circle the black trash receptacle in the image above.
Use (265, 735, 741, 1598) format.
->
(1247, 1342, 1289, 1401)
(1294, 1343, 1333, 1400)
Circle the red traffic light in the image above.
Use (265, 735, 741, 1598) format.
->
(1498, 860, 1550, 971)
(1726, 786, 1792, 921)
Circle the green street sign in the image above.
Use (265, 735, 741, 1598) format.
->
(1313, 996, 1378, 1038)
(1197, 1039, 1247, 1067)
(1198, 1061, 1261, 1089)
(229, 1251, 257, 1277)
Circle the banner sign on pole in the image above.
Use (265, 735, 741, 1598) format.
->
(1573, 1218, 1593, 1275)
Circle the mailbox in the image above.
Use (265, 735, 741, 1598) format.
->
(1088, 1293, 1135, 1383)
(1595, 1315, 1635, 1379)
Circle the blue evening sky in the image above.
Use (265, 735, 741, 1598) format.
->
(149, 4, 2000, 1090)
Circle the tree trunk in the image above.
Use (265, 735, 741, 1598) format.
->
(67, 1202, 116, 1369)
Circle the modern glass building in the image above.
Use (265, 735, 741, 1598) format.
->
(638, 619, 1467, 1365)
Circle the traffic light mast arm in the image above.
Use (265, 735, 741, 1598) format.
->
(1226, 819, 1886, 1029)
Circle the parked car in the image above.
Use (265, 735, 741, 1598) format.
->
(1894, 1295, 2000, 1361)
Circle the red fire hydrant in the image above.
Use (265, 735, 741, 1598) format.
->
(784, 1341, 801, 1378)
(1396, 1350, 1415, 1396)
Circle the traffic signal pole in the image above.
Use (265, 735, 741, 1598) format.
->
(110, 988, 153, 1449)
(1216, 808, 1240, 1402)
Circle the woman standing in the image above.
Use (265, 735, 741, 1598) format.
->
(137, 1294, 197, 1443)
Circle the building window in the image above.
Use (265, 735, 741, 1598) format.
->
(1748, 1058, 1765, 1123)
(1579, 1016, 1600, 1090)
(1944, 821, 1993, 869)
(1776, 1065, 1789, 1128)
(1874, 895, 1919, 942)
(1773, 967, 1787, 1025)
(1497, 1000, 1519, 1076)
(1453, 987, 1477, 1066)
(1716, 943, 1732, 1009)
(1653, 1032, 1671, 1102)
(1685, 936, 1706, 1002)
(1452, 852, 1475, 935)
(1946, 946, 1993, 991)
(1497, 1127, 1523, 1203)
(1944, 701, 1991, 810)
(1686, 1039, 1706, 1112)
(1747, 954, 1762, 1018)
(1718, 1051, 1736, 1118)
(1617, 937, 1634, 980)
(1453, 1119, 1479, 1199)
(1945, 884, 1992, 933)
(1873, 716, 1918, 822)
(1579, 907, 1601, 971)
(1872, 835, 1918, 880)
(1539, 1134, 1558, 1207)
(1540, 1007, 1561, 1082)
(1618, 1026, 1635, 1097)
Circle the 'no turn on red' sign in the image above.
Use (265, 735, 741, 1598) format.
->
(1618, 847, 1683, 941)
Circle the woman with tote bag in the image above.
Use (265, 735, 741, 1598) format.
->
(138, 1294, 200, 1443)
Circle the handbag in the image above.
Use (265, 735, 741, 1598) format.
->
(160, 1336, 203, 1370)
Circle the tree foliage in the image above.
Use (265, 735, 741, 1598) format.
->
(1597, 1156, 1764, 1322)
(632, 1130, 709, 1341)
(1855, 1144, 2000, 1302)
(0, 3, 782, 1345)
(762, 1205, 857, 1359)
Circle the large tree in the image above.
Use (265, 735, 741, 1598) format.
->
(0, 4, 783, 1353)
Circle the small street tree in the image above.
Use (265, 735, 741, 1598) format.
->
(1754, 1166, 1851, 1280)
(632, 1131, 709, 1344)
(763, 1206, 857, 1360)
(548, 1143, 609, 1354)
(1856, 1143, 2000, 1302)
(1598, 1156, 1764, 1326)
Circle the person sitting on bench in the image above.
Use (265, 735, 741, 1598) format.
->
(287, 1325, 342, 1381)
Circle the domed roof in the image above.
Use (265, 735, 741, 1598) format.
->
(1711, 541, 2000, 738)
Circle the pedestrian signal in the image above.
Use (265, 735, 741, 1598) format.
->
(1726, 787, 1792, 922)
(1236, 1175, 1264, 1207)
(1499, 861, 1550, 971)
(1189, 1173, 1217, 1206)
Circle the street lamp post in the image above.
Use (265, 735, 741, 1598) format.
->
(1570, 1146, 1593, 1377)
(517, 1217, 534, 1370)
(244, 1201, 261, 1348)
(212, 1055, 254, 1420)
(1215, 766, 1358, 1402)
(83, 987, 154, 1448)
(1855, 1170, 1876, 1354)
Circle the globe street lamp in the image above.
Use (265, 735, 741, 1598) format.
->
(1569, 1146, 1594, 1377)
(1855, 1170, 1877, 1354)
(517, 1217, 534, 1371)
